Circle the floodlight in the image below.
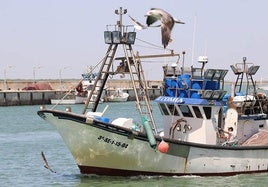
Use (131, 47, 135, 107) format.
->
(112, 31, 122, 44)
(104, 31, 112, 44)
(126, 32, 136, 44)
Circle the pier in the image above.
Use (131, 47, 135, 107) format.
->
(0, 79, 162, 106)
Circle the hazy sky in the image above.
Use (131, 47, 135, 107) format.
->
(1, 0, 268, 81)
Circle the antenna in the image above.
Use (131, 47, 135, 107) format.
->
(182, 51, 186, 75)
(191, 13, 197, 66)
(115, 7, 127, 32)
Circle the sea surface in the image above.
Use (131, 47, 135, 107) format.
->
(1, 101, 268, 187)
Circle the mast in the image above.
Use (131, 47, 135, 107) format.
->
(231, 57, 259, 95)
(115, 7, 127, 33)
(82, 7, 180, 134)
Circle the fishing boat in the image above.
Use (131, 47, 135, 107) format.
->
(105, 88, 129, 102)
(38, 8, 268, 176)
(257, 78, 268, 91)
(50, 95, 76, 105)
(75, 71, 105, 104)
(51, 69, 104, 105)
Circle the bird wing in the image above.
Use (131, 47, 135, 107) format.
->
(160, 9, 175, 29)
(128, 15, 147, 30)
(146, 15, 160, 26)
(41, 151, 48, 166)
(161, 24, 172, 48)
(174, 18, 185, 24)
(157, 9, 174, 48)
(41, 151, 56, 173)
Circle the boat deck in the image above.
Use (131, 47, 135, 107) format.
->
(242, 130, 268, 146)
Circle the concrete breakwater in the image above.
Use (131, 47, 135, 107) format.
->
(0, 91, 56, 106)
(0, 89, 162, 106)
(0, 79, 163, 106)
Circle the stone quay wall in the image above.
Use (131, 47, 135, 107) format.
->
(0, 79, 163, 106)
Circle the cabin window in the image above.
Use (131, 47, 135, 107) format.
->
(192, 106, 203, 118)
(159, 103, 169, 115)
(167, 104, 180, 116)
(203, 107, 212, 119)
(179, 105, 193, 117)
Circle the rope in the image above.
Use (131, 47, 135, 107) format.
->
(135, 38, 174, 52)
(50, 50, 110, 109)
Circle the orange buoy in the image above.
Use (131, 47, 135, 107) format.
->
(158, 140, 169, 153)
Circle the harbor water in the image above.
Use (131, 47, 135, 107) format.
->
(1, 102, 268, 187)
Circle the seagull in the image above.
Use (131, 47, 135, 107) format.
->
(128, 8, 184, 48)
(41, 151, 56, 173)
(146, 8, 185, 48)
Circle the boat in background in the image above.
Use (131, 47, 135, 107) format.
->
(51, 69, 104, 105)
(257, 78, 268, 91)
(50, 92, 76, 105)
(38, 8, 268, 176)
(75, 71, 105, 104)
(105, 88, 129, 102)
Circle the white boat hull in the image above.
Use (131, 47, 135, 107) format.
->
(50, 99, 76, 105)
(75, 95, 87, 104)
(106, 96, 128, 102)
(38, 109, 268, 176)
(50, 96, 86, 105)
(106, 92, 129, 102)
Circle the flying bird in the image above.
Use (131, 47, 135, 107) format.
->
(128, 8, 184, 48)
(146, 8, 185, 48)
(41, 151, 56, 173)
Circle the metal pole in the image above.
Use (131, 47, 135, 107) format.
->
(115, 7, 127, 33)
(115, 51, 180, 61)
(4, 69, 7, 90)
(33, 66, 43, 83)
(3, 66, 15, 90)
(59, 66, 68, 91)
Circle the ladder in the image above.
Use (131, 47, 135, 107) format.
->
(122, 43, 157, 133)
(82, 43, 118, 114)
(82, 42, 158, 133)
(234, 72, 243, 93)
(246, 73, 257, 94)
